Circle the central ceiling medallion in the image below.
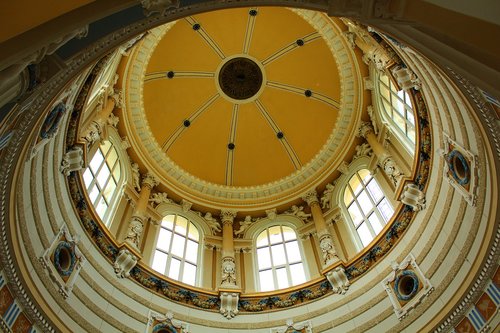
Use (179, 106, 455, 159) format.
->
(216, 55, 266, 103)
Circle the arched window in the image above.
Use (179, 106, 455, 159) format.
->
(151, 214, 200, 286)
(255, 225, 306, 291)
(377, 73, 416, 148)
(344, 169, 394, 248)
(82, 140, 122, 225)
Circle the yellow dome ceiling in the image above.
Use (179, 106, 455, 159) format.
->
(142, 7, 341, 187)
(123, 7, 362, 210)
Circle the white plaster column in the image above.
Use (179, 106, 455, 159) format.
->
(302, 190, 339, 266)
(219, 210, 238, 288)
(124, 172, 158, 250)
(357, 121, 403, 187)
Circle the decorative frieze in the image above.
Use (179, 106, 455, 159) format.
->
(203, 212, 221, 233)
(148, 192, 172, 207)
(234, 216, 254, 238)
(39, 225, 85, 299)
(141, 0, 180, 17)
(283, 205, 311, 222)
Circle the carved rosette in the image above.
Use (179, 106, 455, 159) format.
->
(124, 215, 144, 249)
(220, 256, 237, 287)
(302, 190, 319, 207)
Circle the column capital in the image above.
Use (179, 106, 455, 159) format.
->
(220, 210, 237, 225)
(357, 121, 375, 138)
(302, 190, 319, 206)
(142, 172, 159, 189)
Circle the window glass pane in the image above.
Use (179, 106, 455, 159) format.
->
(285, 241, 301, 263)
(344, 187, 353, 206)
(393, 113, 406, 132)
(95, 197, 107, 219)
(407, 110, 415, 125)
(182, 262, 196, 285)
(168, 258, 180, 280)
(380, 75, 389, 86)
(276, 268, 289, 289)
(175, 216, 188, 236)
(378, 198, 394, 222)
(357, 190, 373, 215)
(96, 165, 110, 188)
(162, 215, 175, 230)
(383, 100, 392, 115)
(369, 213, 384, 235)
(157, 228, 172, 252)
(257, 248, 271, 269)
(112, 163, 121, 181)
(357, 222, 373, 247)
(100, 141, 111, 155)
(268, 226, 283, 244)
(103, 179, 116, 202)
(106, 148, 118, 169)
(358, 169, 372, 184)
(171, 234, 185, 257)
(349, 175, 363, 195)
(282, 226, 296, 241)
(259, 270, 274, 292)
(89, 150, 104, 173)
(88, 185, 99, 204)
(188, 223, 199, 241)
(404, 92, 412, 107)
(152, 250, 167, 274)
(290, 263, 306, 285)
(83, 168, 93, 189)
(348, 203, 363, 226)
(271, 244, 286, 266)
(366, 179, 383, 203)
(185, 240, 198, 264)
(407, 126, 416, 143)
(256, 231, 268, 247)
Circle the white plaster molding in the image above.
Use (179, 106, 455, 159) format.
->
(382, 253, 433, 320)
(220, 256, 237, 288)
(270, 319, 313, 333)
(400, 183, 425, 211)
(59, 146, 84, 176)
(204, 212, 221, 234)
(39, 225, 85, 299)
(146, 310, 189, 333)
(113, 248, 138, 278)
(219, 292, 239, 319)
(325, 266, 350, 294)
(283, 205, 311, 222)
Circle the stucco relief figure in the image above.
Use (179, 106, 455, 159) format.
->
(320, 183, 335, 209)
(285, 205, 311, 221)
(382, 157, 404, 187)
(319, 235, 338, 265)
(204, 212, 221, 233)
(221, 257, 236, 286)
(149, 192, 172, 206)
(124, 216, 143, 249)
(131, 163, 141, 191)
(234, 216, 253, 238)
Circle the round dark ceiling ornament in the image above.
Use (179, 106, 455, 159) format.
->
(167, 71, 175, 79)
(228, 143, 235, 150)
(218, 57, 263, 100)
(296, 39, 305, 46)
(249, 9, 258, 16)
(305, 89, 312, 97)
(192, 23, 201, 31)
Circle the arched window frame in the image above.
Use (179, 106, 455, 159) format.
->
(342, 167, 394, 250)
(248, 218, 308, 292)
(82, 127, 127, 226)
(328, 157, 396, 252)
(372, 68, 416, 155)
(150, 204, 207, 287)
